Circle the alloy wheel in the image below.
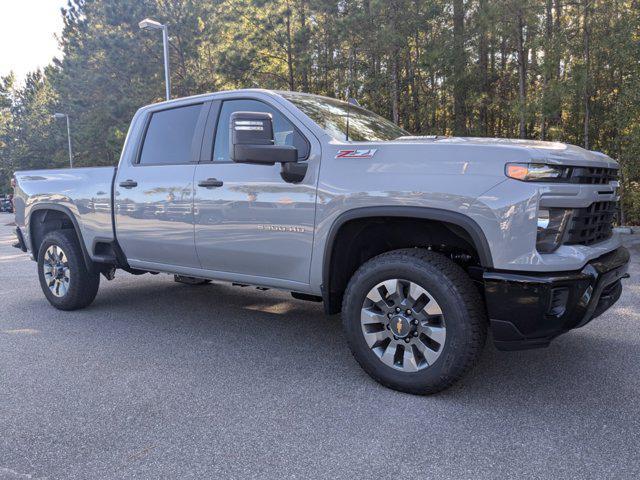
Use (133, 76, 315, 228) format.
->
(360, 278, 446, 372)
(42, 245, 70, 298)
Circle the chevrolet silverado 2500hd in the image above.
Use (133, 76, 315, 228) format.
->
(12, 89, 630, 394)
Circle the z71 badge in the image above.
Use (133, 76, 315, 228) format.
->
(335, 149, 377, 159)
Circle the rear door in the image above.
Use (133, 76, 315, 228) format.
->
(193, 97, 319, 284)
(114, 101, 210, 269)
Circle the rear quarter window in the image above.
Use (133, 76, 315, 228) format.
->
(139, 104, 202, 165)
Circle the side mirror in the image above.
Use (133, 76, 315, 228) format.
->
(229, 111, 298, 165)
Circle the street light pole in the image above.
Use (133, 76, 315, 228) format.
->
(64, 115, 73, 168)
(161, 25, 171, 101)
(139, 18, 171, 101)
(53, 113, 73, 168)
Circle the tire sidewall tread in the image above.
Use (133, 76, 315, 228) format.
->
(37, 230, 100, 311)
(342, 248, 487, 395)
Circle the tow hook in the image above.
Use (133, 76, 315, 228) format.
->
(101, 267, 116, 281)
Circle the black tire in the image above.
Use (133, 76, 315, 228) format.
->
(37, 229, 100, 311)
(342, 248, 487, 395)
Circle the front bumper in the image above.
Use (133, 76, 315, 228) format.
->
(484, 247, 630, 350)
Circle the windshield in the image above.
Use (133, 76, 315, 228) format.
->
(280, 92, 409, 142)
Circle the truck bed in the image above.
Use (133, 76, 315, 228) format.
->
(13, 167, 117, 260)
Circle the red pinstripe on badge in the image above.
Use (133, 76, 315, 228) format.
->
(335, 149, 377, 159)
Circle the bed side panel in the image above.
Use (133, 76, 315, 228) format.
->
(14, 167, 116, 259)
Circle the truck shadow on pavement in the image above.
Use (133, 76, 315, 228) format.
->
(75, 272, 638, 407)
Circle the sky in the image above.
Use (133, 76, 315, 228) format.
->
(0, 0, 67, 84)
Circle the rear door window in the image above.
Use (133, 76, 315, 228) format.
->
(139, 104, 203, 165)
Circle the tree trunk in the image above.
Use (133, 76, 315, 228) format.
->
(489, 38, 496, 136)
(285, 4, 295, 91)
(583, 0, 591, 149)
(498, 35, 507, 135)
(391, 53, 400, 124)
(516, 6, 527, 139)
(389, 0, 401, 125)
(411, 0, 421, 133)
(478, 0, 489, 137)
(554, 0, 562, 80)
(541, 0, 553, 140)
(452, 0, 467, 135)
(553, 0, 563, 129)
(297, 0, 309, 92)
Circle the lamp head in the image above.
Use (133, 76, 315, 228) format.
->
(53, 113, 66, 119)
(139, 18, 164, 30)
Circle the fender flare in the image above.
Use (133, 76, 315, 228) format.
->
(28, 203, 94, 270)
(321, 206, 494, 309)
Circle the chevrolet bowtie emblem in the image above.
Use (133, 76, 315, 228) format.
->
(396, 318, 403, 334)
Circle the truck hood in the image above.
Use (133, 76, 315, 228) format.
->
(394, 136, 619, 169)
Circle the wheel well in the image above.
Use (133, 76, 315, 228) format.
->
(324, 216, 483, 314)
(28, 208, 91, 266)
(30, 209, 76, 250)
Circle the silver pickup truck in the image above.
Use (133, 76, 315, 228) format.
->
(12, 89, 630, 394)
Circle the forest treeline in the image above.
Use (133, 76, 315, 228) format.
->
(1, 0, 639, 222)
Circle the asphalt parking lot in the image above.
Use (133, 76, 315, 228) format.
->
(1, 212, 639, 479)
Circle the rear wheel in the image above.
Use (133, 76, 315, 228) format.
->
(37, 230, 100, 311)
(342, 248, 487, 394)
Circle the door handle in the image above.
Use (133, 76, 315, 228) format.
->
(119, 179, 138, 189)
(198, 178, 224, 188)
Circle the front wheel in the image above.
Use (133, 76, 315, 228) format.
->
(37, 230, 100, 311)
(342, 249, 487, 395)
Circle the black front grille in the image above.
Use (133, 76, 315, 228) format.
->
(569, 167, 618, 185)
(566, 201, 617, 246)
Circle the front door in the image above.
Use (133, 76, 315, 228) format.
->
(114, 102, 209, 269)
(193, 98, 319, 284)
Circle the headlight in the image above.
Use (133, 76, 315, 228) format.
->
(536, 208, 573, 253)
(506, 163, 571, 182)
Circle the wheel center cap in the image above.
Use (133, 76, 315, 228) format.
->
(389, 315, 411, 338)
(53, 264, 65, 279)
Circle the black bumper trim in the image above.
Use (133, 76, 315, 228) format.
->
(484, 247, 630, 351)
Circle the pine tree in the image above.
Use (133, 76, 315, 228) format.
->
(0, 0, 638, 222)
